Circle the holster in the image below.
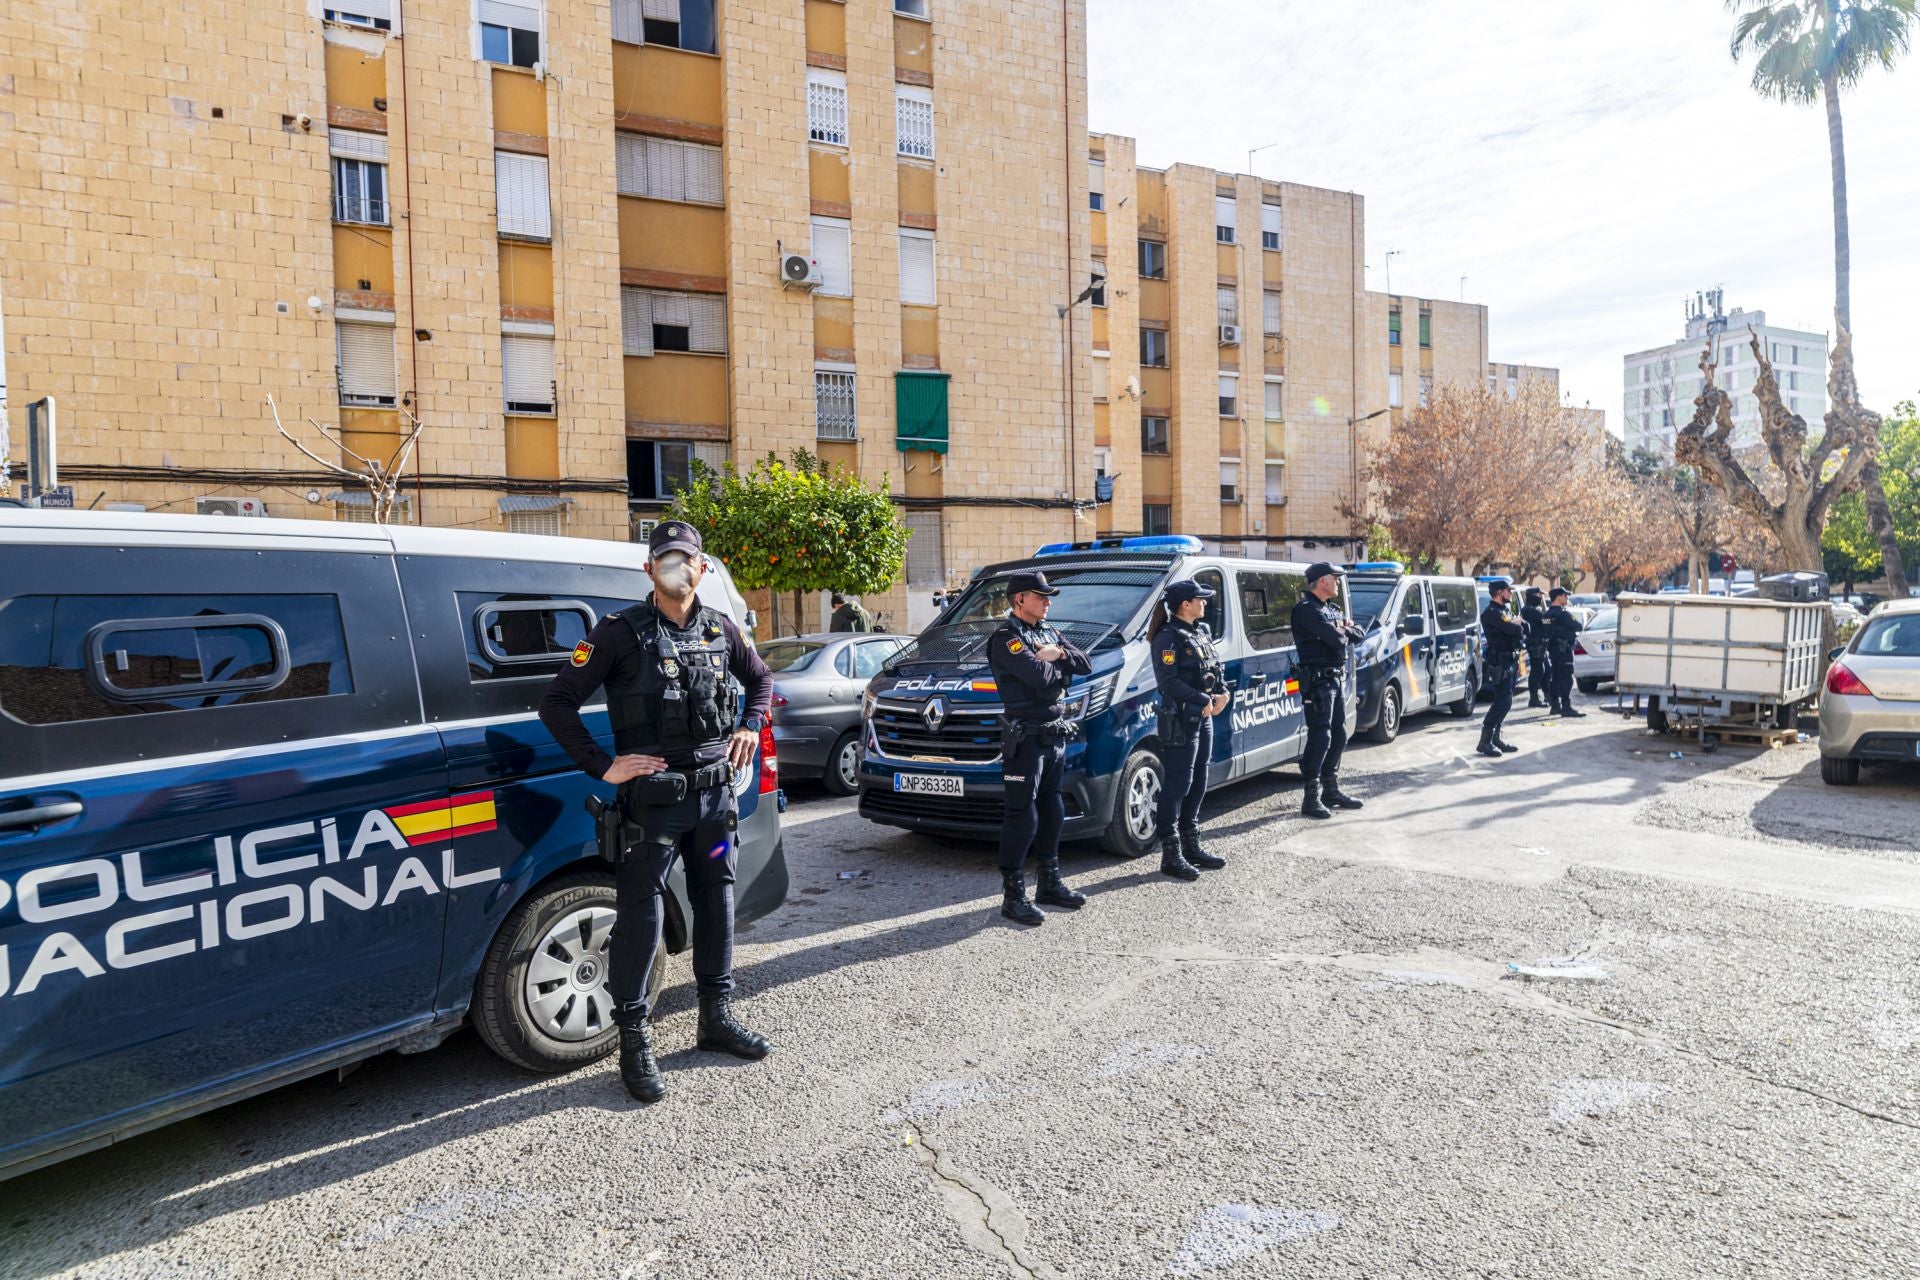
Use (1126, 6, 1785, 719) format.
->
(585, 794, 629, 866)
(1001, 718, 1028, 757)
(1156, 708, 1194, 747)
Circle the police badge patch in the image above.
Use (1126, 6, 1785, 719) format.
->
(570, 641, 594, 667)
(662, 659, 680, 678)
(1160, 648, 1176, 665)
(1006, 639, 1024, 654)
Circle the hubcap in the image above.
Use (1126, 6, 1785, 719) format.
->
(837, 737, 861, 790)
(525, 904, 617, 1042)
(1384, 689, 1400, 734)
(1126, 764, 1161, 842)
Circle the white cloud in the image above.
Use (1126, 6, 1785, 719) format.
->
(1089, 0, 1920, 418)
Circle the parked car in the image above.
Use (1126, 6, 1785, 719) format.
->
(1571, 604, 1618, 694)
(1818, 598, 1920, 785)
(1830, 600, 1866, 631)
(1569, 593, 1608, 609)
(763, 632, 911, 794)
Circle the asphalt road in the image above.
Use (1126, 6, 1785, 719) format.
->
(6, 698, 1920, 1280)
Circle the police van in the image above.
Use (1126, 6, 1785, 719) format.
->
(0, 510, 787, 1179)
(855, 536, 1356, 856)
(1344, 563, 1485, 743)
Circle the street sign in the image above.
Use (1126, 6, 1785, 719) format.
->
(38, 485, 74, 509)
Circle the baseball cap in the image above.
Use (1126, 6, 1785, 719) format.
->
(1304, 562, 1346, 586)
(1164, 578, 1216, 605)
(1006, 570, 1060, 597)
(1549, 586, 1570, 600)
(649, 520, 702, 558)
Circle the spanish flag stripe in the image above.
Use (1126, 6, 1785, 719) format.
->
(447, 819, 498, 840)
(451, 790, 496, 807)
(448, 800, 497, 829)
(394, 810, 453, 839)
(385, 796, 451, 820)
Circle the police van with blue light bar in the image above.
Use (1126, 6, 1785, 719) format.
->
(855, 536, 1357, 856)
(1341, 561, 1486, 743)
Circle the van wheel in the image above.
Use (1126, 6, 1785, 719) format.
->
(1449, 674, 1478, 717)
(1820, 755, 1859, 786)
(823, 730, 861, 796)
(1101, 749, 1163, 859)
(1577, 677, 1601, 695)
(473, 872, 657, 1073)
(1368, 684, 1402, 744)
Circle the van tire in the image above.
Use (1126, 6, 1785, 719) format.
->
(1101, 749, 1163, 859)
(1448, 673, 1478, 717)
(1367, 684, 1402, 744)
(473, 872, 655, 1073)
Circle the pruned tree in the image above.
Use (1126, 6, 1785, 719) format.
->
(1581, 470, 1673, 594)
(268, 393, 424, 523)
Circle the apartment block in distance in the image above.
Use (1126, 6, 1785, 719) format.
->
(0, 0, 1091, 629)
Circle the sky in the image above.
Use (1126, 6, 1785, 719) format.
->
(1087, 0, 1920, 428)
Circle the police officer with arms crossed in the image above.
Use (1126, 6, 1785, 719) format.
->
(1542, 586, 1587, 718)
(1477, 579, 1525, 757)
(539, 520, 774, 1104)
(987, 569, 1092, 926)
(1151, 579, 1231, 880)
(1520, 586, 1551, 709)
(1290, 562, 1366, 820)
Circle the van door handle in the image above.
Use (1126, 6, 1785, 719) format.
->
(0, 801, 85, 832)
(1248, 673, 1268, 685)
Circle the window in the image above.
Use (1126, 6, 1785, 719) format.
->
(898, 229, 936, 306)
(1432, 583, 1476, 632)
(627, 440, 697, 501)
(1219, 459, 1241, 504)
(1388, 373, 1403, 408)
(808, 69, 848, 146)
(0, 593, 352, 725)
(815, 368, 857, 439)
(1141, 416, 1169, 454)
(1088, 158, 1105, 211)
(1090, 273, 1107, 308)
(1140, 329, 1168, 368)
(1661, 408, 1674, 428)
(1786, 371, 1799, 391)
(852, 640, 898, 680)
(894, 0, 928, 15)
(622, 287, 727, 356)
(479, 0, 540, 66)
(330, 130, 389, 225)
(613, 0, 715, 52)
(1142, 503, 1172, 536)
(1791, 344, 1801, 363)
(1505, 376, 1517, 399)
(502, 331, 555, 414)
(504, 509, 563, 537)
(1264, 378, 1283, 420)
(1092, 354, 1109, 401)
(1191, 568, 1228, 637)
(1260, 202, 1281, 251)
(1214, 194, 1236, 244)
(1218, 373, 1238, 417)
(811, 216, 851, 297)
(1239, 568, 1305, 652)
(1262, 290, 1281, 336)
(1388, 311, 1402, 346)
(1418, 373, 1433, 409)
(475, 599, 596, 668)
(1138, 240, 1167, 279)
(904, 511, 943, 586)
(895, 371, 950, 453)
(336, 319, 398, 407)
(1640, 365, 1651, 383)
(1216, 286, 1237, 328)
(896, 86, 935, 159)
(326, 1, 393, 31)
(495, 151, 551, 240)
(1264, 460, 1285, 504)
(1418, 311, 1431, 349)
(1094, 445, 1111, 478)
(1724, 344, 1738, 365)
(616, 133, 723, 204)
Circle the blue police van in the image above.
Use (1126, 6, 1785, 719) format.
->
(0, 511, 787, 1179)
(855, 536, 1356, 856)
(1344, 563, 1485, 743)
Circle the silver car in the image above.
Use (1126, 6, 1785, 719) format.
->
(764, 632, 910, 794)
(1818, 599, 1920, 786)
(1572, 604, 1617, 694)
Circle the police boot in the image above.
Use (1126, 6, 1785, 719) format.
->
(618, 1024, 666, 1104)
(1321, 774, 1364, 810)
(697, 996, 771, 1060)
(1160, 834, 1200, 880)
(1180, 828, 1227, 870)
(1559, 701, 1587, 718)
(1300, 781, 1332, 820)
(1493, 735, 1520, 754)
(1001, 870, 1046, 926)
(1476, 727, 1503, 758)
(1034, 858, 1087, 909)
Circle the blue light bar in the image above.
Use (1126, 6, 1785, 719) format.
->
(1034, 535, 1205, 557)
(1475, 575, 1513, 585)
(1348, 561, 1405, 574)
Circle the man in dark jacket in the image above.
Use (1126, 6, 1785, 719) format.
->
(1543, 587, 1586, 717)
(829, 593, 872, 632)
(1289, 562, 1366, 819)
(1520, 586, 1551, 708)
(1478, 580, 1525, 757)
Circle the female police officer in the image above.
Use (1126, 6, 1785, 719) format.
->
(1151, 579, 1231, 880)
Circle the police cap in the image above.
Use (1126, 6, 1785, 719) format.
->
(649, 520, 702, 558)
(1524, 586, 1544, 603)
(1304, 561, 1346, 586)
(1006, 570, 1060, 598)
(1163, 578, 1216, 605)
(1549, 586, 1570, 601)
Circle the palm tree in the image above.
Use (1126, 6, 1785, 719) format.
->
(1728, 0, 1915, 598)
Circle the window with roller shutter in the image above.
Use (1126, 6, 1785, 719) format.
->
(336, 319, 398, 407)
(502, 333, 556, 414)
(898, 230, 936, 306)
(621, 287, 725, 355)
(325, 0, 393, 32)
(496, 152, 551, 240)
(479, 0, 541, 66)
(810, 217, 851, 297)
(1087, 158, 1105, 211)
(1215, 194, 1236, 244)
(615, 133, 723, 205)
(1260, 202, 1282, 251)
(615, 0, 715, 52)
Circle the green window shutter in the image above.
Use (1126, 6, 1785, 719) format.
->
(1418, 313, 1431, 347)
(895, 370, 950, 454)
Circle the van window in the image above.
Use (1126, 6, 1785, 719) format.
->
(1400, 583, 1428, 630)
(941, 567, 1161, 633)
(473, 599, 596, 669)
(1194, 568, 1228, 639)
(1239, 569, 1305, 652)
(91, 615, 288, 702)
(1432, 584, 1476, 632)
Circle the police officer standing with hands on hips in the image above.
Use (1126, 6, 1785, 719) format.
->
(538, 520, 774, 1104)
(1150, 579, 1231, 880)
(1542, 586, 1587, 718)
(1290, 562, 1367, 820)
(1521, 586, 1551, 708)
(1477, 580, 1525, 758)
(987, 570, 1092, 926)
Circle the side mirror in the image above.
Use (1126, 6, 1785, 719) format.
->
(743, 609, 759, 632)
(1401, 615, 1426, 636)
(1828, 645, 1845, 662)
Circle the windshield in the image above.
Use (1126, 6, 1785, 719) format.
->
(1347, 580, 1398, 628)
(759, 640, 824, 673)
(939, 566, 1163, 632)
(1854, 614, 1920, 658)
(1585, 607, 1618, 632)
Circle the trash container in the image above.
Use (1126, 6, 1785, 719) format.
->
(1757, 571, 1827, 603)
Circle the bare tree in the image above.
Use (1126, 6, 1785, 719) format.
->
(268, 393, 424, 523)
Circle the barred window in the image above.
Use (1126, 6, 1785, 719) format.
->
(1263, 290, 1282, 336)
(807, 70, 847, 146)
(1217, 286, 1237, 328)
(815, 369, 857, 439)
(896, 87, 934, 160)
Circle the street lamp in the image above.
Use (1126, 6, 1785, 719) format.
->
(1247, 141, 1282, 176)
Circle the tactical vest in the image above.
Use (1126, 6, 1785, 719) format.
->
(610, 602, 740, 755)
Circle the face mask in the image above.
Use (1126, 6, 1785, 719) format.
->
(654, 553, 695, 592)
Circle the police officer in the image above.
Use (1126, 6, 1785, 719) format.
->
(538, 520, 774, 1104)
(1477, 580, 1525, 757)
(1520, 586, 1551, 708)
(1150, 579, 1231, 880)
(987, 569, 1092, 926)
(1290, 562, 1366, 820)
(1543, 587, 1587, 718)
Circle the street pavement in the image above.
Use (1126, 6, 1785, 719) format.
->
(5, 698, 1919, 1279)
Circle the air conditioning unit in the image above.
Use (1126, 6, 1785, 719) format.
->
(197, 496, 268, 517)
(780, 253, 822, 290)
(1218, 324, 1241, 346)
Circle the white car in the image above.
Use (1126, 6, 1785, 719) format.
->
(1818, 599, 1920, 785)
(1571, 604, 1618, 694)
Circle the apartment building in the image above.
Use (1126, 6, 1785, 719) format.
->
(0, 0, 1089, 627)
(1487, 362, 1560, 401)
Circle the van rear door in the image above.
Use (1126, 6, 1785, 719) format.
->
(0, 542, 444, 1172)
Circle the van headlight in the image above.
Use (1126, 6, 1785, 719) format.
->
(1065, 674, 1119, 721)
(862, 688, 877, 719)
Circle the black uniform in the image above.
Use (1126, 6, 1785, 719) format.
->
(986, 613, 1091, 876)
(1520, 600, 1551, 705)
(1542, 603, 1582, 711)
(1290, 593, 1360, 784)
(1479, 599, 1525, 747)
(539, 599, 772, 1028)
(1151, 616, 1225, 839)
